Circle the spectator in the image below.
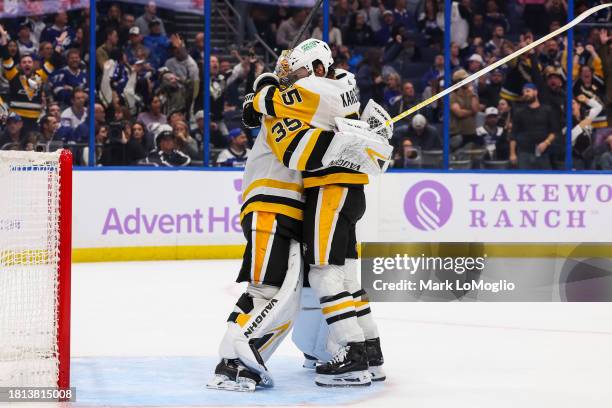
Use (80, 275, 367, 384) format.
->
(539, 38, 562, 68)
(357, 49, 385, 106)
(146, 125, 191, 167)
(484, 24, 507, 58)
(483, 0, 509, 34)
(450, 69, 479, 149)
(360, 0, 383, 32)
(276, 9, 308, 49)
(597, 29, 612, 125)
(375, 10, 396, 46)
(190, 33, 204, 66)
(393, 137, 418, 167)
(510, 83, 556, 169)
(47, 102, 62, 122)
(143, 19, 170, 69)
(40, 12, 75, 49)
(476, 107, 509, 160)
(100, 3, 122, 34)
(83, 124, 112, 166)
(405, 113, 442, 150)
(520, 0, 548, 36)
(333, 0, 353, 31)
(470, 14, 487, 41)
(165, 35, 199, 84)
(124, 27, 144, 65)
(60, 88, 88, 131)
(545, 0, 567, 30)
(497, 98, 512, 131)
(393, 0, 413, 32)
(422, 53, 444, 89)
(24, 15, 45, 44)
(39, 115, 60, 143)
(479, 68, 504, 108)
(417, 0, 443, 47)
(466, 53, 484, 75)
(571, 94, 601, 169)
(124, 121, 150, 164)
(389, 80, 420, 127)
(172, 120, 199, 159)
(17, 23, 37, 57)
(345, 12, 375, 47)
(118, 13, 136, 45)
(137, 95, 167, 131)
(216, 128, 250, 167)
(573, 64, 606, 128)
(383, 72, 402, 107)
(136, 1, 167, 37)
(449, 42, 462, 70)
(52, 48, 88, 107)
(312, 16, 343, 46)
(191, 110, 205, 148)
(157, 71, 190, 117)
(0, 113, 24, 148)
(97, 28, 119, 71)
(94, 103, 106, 129)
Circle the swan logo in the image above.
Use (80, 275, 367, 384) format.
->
(404, 180, 453, 231)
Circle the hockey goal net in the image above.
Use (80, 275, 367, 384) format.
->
(0, 150, 72, 389)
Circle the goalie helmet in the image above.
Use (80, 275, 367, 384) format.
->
(276, 38, 334, 78)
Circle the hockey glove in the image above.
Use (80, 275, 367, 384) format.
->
(242, 93, 262, 129)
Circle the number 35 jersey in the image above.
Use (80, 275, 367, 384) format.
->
(241, 73, 362, 222)
(252, 73, 367, 189)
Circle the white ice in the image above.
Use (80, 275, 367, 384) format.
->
(70, 260, 612, 408)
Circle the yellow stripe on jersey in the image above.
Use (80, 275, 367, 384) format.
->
(253, 212, 275, 284)
(10, 107, 41, 119)
(242, 178, 303, 200)
(240, 202, 303, 223)
(303, 173, 369, 188)
(318, 186, 344, 265)
(297, 129, 321, 170)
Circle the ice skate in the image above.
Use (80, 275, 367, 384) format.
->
(315, 342, 371, 387)
(206, 358, 261, 392)
(366, 337, 386, 382)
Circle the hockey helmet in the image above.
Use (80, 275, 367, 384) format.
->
(277, 38, 334, 78)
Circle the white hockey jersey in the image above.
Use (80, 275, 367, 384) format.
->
(252, 71, 367, 188)
(241, 70, 362, 222)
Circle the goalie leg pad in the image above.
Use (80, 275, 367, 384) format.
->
(229, 240, 303, 386)
(291, 287, 333, 363)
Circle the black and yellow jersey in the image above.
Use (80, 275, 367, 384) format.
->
(1, 50, 57, 120)
(252, 74, 368, 188)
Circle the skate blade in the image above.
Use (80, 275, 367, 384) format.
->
(369, 365, 386, 382)
(302, 359, 317, 370)
(206, 375, 256, 392)
(315, 370, 372, 387)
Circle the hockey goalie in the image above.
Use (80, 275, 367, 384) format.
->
(208, 38, 393, 391)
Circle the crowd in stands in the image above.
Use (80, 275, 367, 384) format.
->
(92, 1, 204, 166)
(2, 0, 611, 170)
(0, 9, 89, 161)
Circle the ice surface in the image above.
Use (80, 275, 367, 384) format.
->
(69, 260, 612, 407)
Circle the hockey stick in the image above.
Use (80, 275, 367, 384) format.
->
(375, 2, 612, 131)
(289, 0, 325, 49)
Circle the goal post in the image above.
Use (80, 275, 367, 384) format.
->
(0, 149, 72, 390)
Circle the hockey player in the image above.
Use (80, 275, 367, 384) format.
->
(246, 39, 389, 387)
(207, 41, 391, 392)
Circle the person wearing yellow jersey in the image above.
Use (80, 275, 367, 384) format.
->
(0, 24, 67, 132)
(248, 39, 389, 387)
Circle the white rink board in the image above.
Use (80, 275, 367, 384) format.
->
(72, 170, 612, 253)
